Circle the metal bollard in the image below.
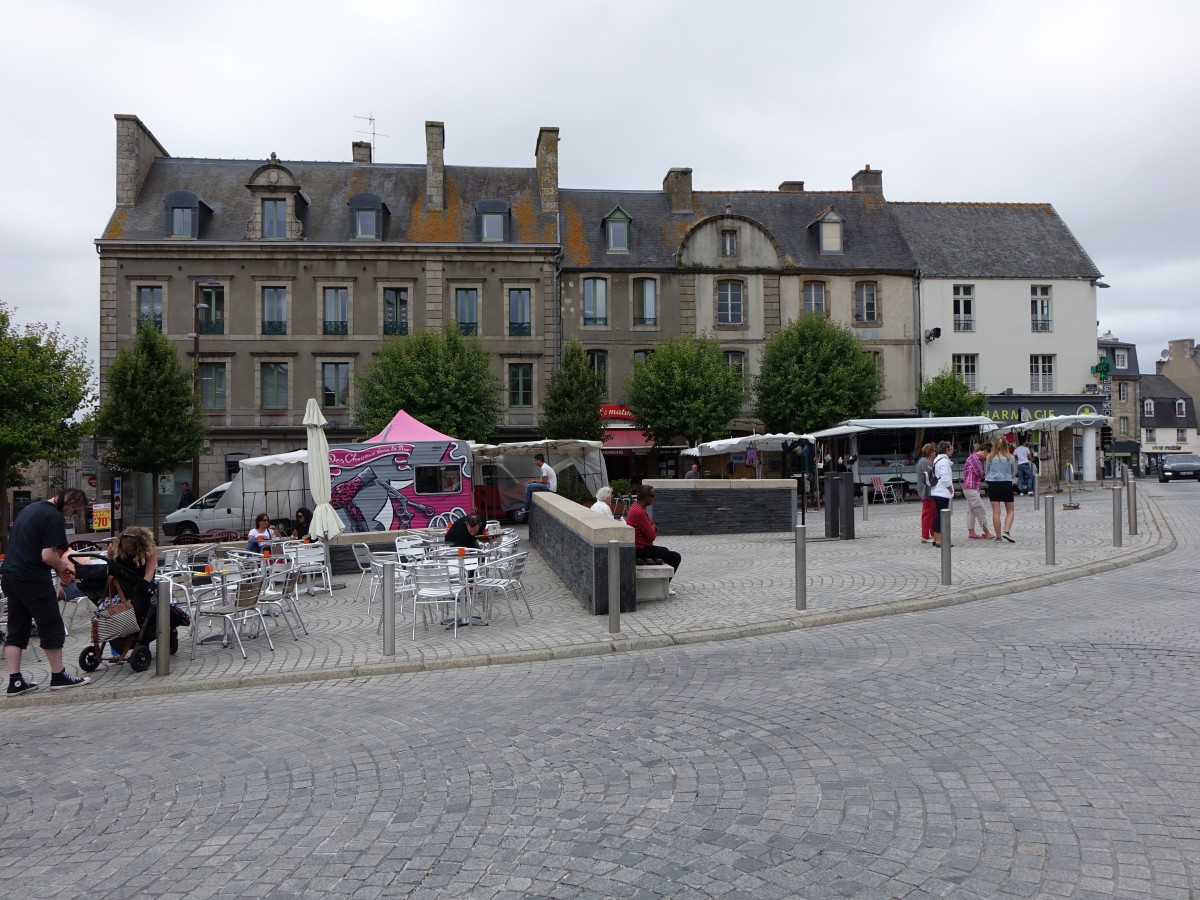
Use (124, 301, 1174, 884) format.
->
(1045, 497, 1056, 565)
(1033, 471, 1040, 511)
(795, 524, 807, 611)
(1128, 480, 1138, 535)
(155, 579, 171, 676)
(939, 508, 952, 585)
(382, 560, 395, 656)
(608, 540, 621, 634)
(1112, 487, 1123, 548)
(863, 489, 868, 521)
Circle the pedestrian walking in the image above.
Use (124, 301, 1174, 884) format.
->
(2, 488, 92, 695)
(930, 442, 955, 549)
(1014, 436, 1034, 495)
(986, 437, 1019, 542)
(963, 442, 994, 540)
(915, 443, 937, 544)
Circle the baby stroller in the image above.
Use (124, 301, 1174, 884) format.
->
(73, 553, 186, 673)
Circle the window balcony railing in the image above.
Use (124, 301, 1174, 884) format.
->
(583, 316, 608, 326)
(1031, 317, 1053, 333)
(262, 320, 287, 335)
(632, 316, 657, 327)
(138, 314, 163, 332)
(199, 319, 225, 335)
(953, 316, 974, 333)
(323, 320, 349, 336)
(383, 321, 408, 336)
(1030, 377, 1055, 393)
(458, 322, 478, 337)
(508, 322, 532, 337)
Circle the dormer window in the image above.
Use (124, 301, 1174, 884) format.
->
(476, 200, 510, 242)
(246, 155, 304, 240)
(721, 230, 737, 257)
(1177, 399, 1187, 417)
(819, 211, 843, 254)
(604, 207, 631, 252)
(162, 190, 210, 239)
(348, 192, 388, 240)
(1144, 399, 1155, 417)
(262, 199, 287, 238)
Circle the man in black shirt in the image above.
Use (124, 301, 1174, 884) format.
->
(444, 514, 483, 549)
(177, 482, 194, 509)
(2, 488, 92, 695)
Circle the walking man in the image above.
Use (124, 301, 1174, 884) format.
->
(2, 488, 92, 695)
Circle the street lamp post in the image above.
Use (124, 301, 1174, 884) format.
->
(190, 278, 219, 494)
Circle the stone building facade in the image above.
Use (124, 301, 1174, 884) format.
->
(97, 115, 1105, 520)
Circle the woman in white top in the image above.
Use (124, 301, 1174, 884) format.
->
(591, 486, 623, 521)
(246, 513, 277, 553)
(930, 441, 955, 549)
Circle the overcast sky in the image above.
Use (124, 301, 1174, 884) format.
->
(3, 0, 1197, 375)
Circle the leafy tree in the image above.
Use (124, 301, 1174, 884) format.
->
(917, 367, 988, 417)
(0, 302, 94, 547)
(624, 333, 744, 446)
(753, 314, 883, 433)
(97, 320, 205, 536)
(354, 323, 502, 443)
(540, 341, 605, 440)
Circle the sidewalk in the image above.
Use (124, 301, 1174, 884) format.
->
(10, 482, 1170, 707)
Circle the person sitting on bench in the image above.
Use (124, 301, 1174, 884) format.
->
(624, 484, 680, 596)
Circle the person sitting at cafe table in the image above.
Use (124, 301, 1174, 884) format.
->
(246, 514, 277, 553)
(444, 513, 483, 549)
(289, 507, 312, 540)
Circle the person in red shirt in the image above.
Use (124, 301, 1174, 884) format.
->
(624, 484, 681, 594)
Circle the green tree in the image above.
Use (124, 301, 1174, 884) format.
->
(0, 302, 94, 547)
(753, 314, 883, 433)
(917, 367, 988, 417)
(624, 333, 744, 446)
(540, 341, 605, 440)
(353, 323, 502, 443)
(97, 320, 205, 536)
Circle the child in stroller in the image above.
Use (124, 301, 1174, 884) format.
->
(73, 528, 185, 673)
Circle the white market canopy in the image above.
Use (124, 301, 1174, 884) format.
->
(682, 432, 813, 458)
(1001, 414, 1113, 433)
(469, 439, 609, 495)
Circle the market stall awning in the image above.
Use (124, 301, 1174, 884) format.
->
(602, 429, 655, 453)
(1001, 414, 1113, 433)
(688, 432, 813, 457)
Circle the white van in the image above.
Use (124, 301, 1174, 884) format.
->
(162, 482, 238, 537)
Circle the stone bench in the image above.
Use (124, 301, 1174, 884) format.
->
(634, 563, 673, 602)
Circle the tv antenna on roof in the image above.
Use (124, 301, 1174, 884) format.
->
(354, 113, 389, 147)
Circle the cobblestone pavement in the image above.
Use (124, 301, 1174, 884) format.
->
(6, 481, 1171, 707)
(1, 481, 1197, 898)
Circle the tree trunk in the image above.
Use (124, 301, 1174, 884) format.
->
(151, 470, 161, 545)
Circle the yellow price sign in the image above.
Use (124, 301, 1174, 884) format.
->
(92, 503, 111, 531)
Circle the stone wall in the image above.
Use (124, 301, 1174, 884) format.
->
(643, 478, 796, 535)
(527, 493, 636, 615)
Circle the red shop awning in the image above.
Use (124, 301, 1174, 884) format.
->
(602, 429, 654, 454)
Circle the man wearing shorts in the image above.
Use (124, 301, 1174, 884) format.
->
(2, 488, 92, 695)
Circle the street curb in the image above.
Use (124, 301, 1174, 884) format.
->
(5, 495, 1173, 710)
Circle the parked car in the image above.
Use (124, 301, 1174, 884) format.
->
(162, 481, 236, 536)
(1159, 453, 1200, 483)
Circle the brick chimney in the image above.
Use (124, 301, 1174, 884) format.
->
(352, 141, 372, 164)
(114, 114, 169, 207)
(852, 164, 883, 195)
(778, 181, 805, 192)
(663, 167, 693, 214)
(425, 121, 445, 211)
(535, 126, 559, 213)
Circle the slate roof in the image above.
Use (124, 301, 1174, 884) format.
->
(557, 188, 916, 271)
(101, 157, 560, 245)
(1138, 374, 1198, 428)
(889, 202, 1102, 279)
